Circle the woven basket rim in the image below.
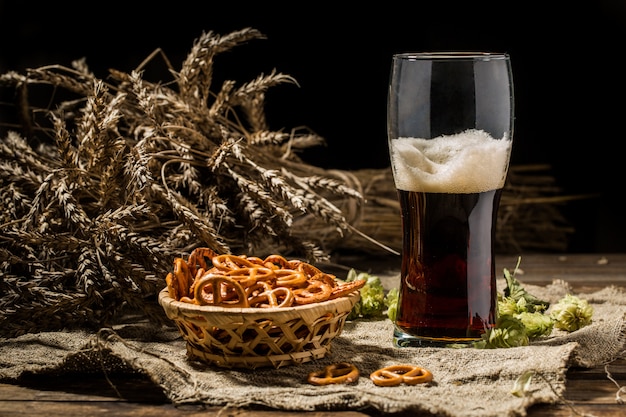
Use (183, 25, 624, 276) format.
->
(158, 286, 360, 318)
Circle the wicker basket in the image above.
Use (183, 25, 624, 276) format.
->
(158, 287, 360, 369)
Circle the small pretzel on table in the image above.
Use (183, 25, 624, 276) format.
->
(307, 362, 360, 385)
(370, 365, 433, 387)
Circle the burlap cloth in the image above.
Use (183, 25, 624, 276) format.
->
(2, 278, 626, 417)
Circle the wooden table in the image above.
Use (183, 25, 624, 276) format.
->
(1, 253, 625, 417)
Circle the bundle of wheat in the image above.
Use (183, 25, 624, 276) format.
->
(0, 28, 368, 337)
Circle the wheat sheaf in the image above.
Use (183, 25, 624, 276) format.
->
(0, 28, 375, 337)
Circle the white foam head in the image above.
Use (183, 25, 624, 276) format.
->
(389, 129, 511, 193)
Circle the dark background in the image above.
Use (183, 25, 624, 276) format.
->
(1, 1, 625, 253)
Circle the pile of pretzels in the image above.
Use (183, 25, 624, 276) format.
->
(165, 247, 366, 308)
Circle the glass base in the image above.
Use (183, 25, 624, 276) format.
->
(393, 327, 479, 349)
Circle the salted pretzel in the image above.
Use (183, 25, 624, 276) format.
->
(370, 365, 433, 387)
(307, 362, 360, 385)
(166, 247, 366, 309)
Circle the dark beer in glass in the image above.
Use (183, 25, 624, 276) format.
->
(388, 53, 514, 347)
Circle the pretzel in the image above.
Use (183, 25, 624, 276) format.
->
(225, 267, 276, 288)
(293, 280, 333, 305)
(245, 281, 274, 298)
(187, 247, 219, 277)
(263, 254, 295, 269)
(370, 365, 433, 387)
(329, 279, 367, 300)
(296, 261, 325, 278)
(165, 257, 192, 300)
(248, 287, 294, 308)
(307, 362, 360, 386)
(165, 272, 178, 299)
(275, 269, 308, 288)
(193, 274, 249, 307)
(211, 254, 259, 270)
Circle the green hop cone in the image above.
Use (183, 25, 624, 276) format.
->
(550, 294, 593, 332)
(346, 269, 386, 319)
(516, 311, 554, 338)
(384, 287, 399, 322)
(360, 280, 386, 316)
(474, 315, 529, 349)
(498, 296, 527, 316)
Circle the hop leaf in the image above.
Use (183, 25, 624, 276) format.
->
(511, 370, 535, 397)
(503, 257, 549, 313)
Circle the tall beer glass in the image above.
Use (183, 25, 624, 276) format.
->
(388, 52, 514, 347)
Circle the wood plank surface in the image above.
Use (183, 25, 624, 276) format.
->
(1, 253, 625, 417)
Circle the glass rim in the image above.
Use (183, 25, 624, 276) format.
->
(394, 52, 509, 61)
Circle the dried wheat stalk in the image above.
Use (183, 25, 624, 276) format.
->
(0, 28, 367, 337)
